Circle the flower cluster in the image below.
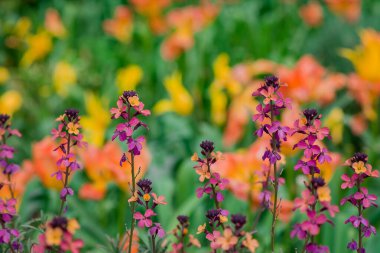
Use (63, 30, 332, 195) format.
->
(0, 114, 22, 252)
(51, 109, 86, 215)
(341, 153, 378, 252)
(290, 108, 338, 253)
(171, 215, 200, 252)
(110, 90, 150, 158)
(252, 75, 291, 250)
(33, 216, 83, 253)
(191, 140, 227, 207)
(131, 178, 167, 233)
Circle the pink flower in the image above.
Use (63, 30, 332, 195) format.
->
(134, 209, 156, 228)
(341, 173, 357, 189)
(51, 124, 66, 139)
(110, 98, 127, 119)
(206, 230, 221, 249)
(294, 135, 320, 159)
(128, 136, 145, 155)
(61, 233, 84, 253)
(345, 215, 369, 228)
(260, 86, 278, 104)
(353, 187, 378, 208)
(309, 119, 330, 140)
(294, 159, 316, 175)
(252, 104, 270, 122)
(151, 193, 167, 205)
(300, 210, 328, 236)
(294, 190, 315, 213)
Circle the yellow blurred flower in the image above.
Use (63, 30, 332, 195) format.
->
(317, 186, 331, 202)
(209, 53, 241, 125)
(14, 17, 31, 37)
(341, 29, 380, 83)
(53, 61, 77, 97)
(0, 90, 22, 114)
(116, 65, 143, 92)
(324, 108, 344, 144)
(67, 219, 80, 234)
(46, 227, 63, 246)
(153, 71, 193, 116)
(0, 67, 10, 85)
(81, 93, 111, 147)
(21, 31, 52, 66)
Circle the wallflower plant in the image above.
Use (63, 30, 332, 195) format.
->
(341, 153, 378, 253)
(290, 108, 339, 253)
(0, 114, 22, 252)
(111, 90, 150, 253)
(252, 75, 291, 252)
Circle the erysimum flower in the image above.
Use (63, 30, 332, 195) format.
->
(103, 6, 133, 43)
(53, 61, 77, 97)
(21, 30, 52, 66)
(116, 65, 143, 93)
(45, 8, 66, 38)
(0, 90, 23, 115)
(215, 228, 238, 250)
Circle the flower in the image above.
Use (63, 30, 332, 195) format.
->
(151, 193, 167, 205)
(189, 234, 201, 248)
(45, 8, 66, 37)
(317, 186, 331, 202)
(67, 122, 80, 135)
(215, 228, 238, 250)
(196, 223, 206, 234)
(352, 161, 367, 174)
(116, 65, 143, 93)
(0, 90, 23, 115)
(103, 6, 133, 42)
(53, 61, 77, 97)
(81, 93, 111, 147)
(325, 0, 361, 23)
(134, 209, 156, 228)
(242, 233, 259, 253)
(324, 108, 344, 144)
(149, 223, 165, 238)
(45, 227, 63, 246)
(153, 71, 193, 116)
(299, 1, 323, 27)
(0, 67, 10, 85)
(21, 31, 52, 66)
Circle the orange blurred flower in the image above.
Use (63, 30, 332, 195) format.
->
(278, 55, 345, 105)
(299, 1, 323, 27)
(325, 0, 361, 23)
(120, 230, 139, 253)
(45, 8, 66, 38)
(130, 0, 170, 34)
(79, 141, 151, 200)
(28, 137, 65, 190)
(103, 6, 133, 43)
(161, 3, 219, 60)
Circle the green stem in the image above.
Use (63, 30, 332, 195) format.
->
(128, 153, 136, 253)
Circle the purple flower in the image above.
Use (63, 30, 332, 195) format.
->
(362, 225, 376, 238)
(305, 243, 329, 253)
(344, 215, 369, 228)
(294, 135, 320, 159)
(60, 187, 74, 201)
(134, 209, 156, 228)
(318, 148, 332, 164)
(347, 240, 358, 250)
(252, 104, 270, 122)
(262, 149, 281, 164)
(290, 224, 307, 240)
(268, 121, 289, 141)
(149, 223, 165, 238)
(128, 136, 145, 155)
(353, 187, 378, 209)
(295, 160, 316, 175)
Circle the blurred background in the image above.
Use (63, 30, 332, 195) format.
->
(1, 0, 380, 252)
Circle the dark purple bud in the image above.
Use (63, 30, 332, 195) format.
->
(200, 140, 215, 156)
(351, 152, 368, 163)
(311, 177, 325, 188)
(0, 114, 10, 127)
(264, 75, 280, 89)
(231, 214, 246, 230)
(137, 179, 152, 193)
(303, 108, 318, 125)
(65, 108, 79, 122)
(177, 215, 189, 227)
(50, 216, 68, 230)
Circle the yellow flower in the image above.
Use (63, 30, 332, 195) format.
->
(341, 29, 380, 83)
(219, 215, 228, 223)
(0, 90, 22, 115)
(116, 65, 143, 92)
(45, 227, 63, 246)
(317, 186, 331, 202)
(153, 71, 193, 116)
(53, 61, 77, 97)
(352, 161, 367, 174)
(196, 223, 206, 234)
(324, 108, 344, 144)
(128, 96, 140, 106)
(81, 93, 111, 147)
(0, 67, 10, 85)
(21, 31, 52, 66)
(14, 17, 31, 37)
(67, 219, 80, 234)
(67, 122, 80, 135)
(213, 53, 241, 95)
(191, 153, 198, 161)
(209, 83, 227, 125)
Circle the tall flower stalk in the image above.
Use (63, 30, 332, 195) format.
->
(51, 109, 86, 216)
(110, 90, 150, 253)
(341, 153, 378, 253)
(290, 108, 339, 253)
(0, 114, 22, 252)
(252, 75, 291, 252)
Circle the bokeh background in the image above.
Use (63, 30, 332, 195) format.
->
(1, 0, 380, 252)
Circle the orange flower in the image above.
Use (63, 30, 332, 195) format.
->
(45, 8, 66, 37)
(242, 233, 259, 253)
(79, 141, 151, 199)
(103, 6, 133, 43)
(189, 235, 201, 248)
(196, 223, 206, 234)
(67, 122, 80, 135)
(352, 161, 367, 174)
(216, 228, 238, 250)
(78, 183, 106, 201)
(325, 0, 361, 23)
(28, 137, 65, 190)
(120, 230, 139, 253)
(299, 1, 323, 27)
(317, 186, 331, 202)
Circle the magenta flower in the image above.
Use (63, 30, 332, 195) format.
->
(252, 104, 270, 122)
(294, 160, 316, 175)
(294, 135, 320, 159)
(294, 190, 316, 213)
(290, 224, 307, 240)
(127, 136, 145, 155)
(353, 188, 378, 209)
(60, 187, 74, 200)
(341, 173, 358, 189)
(309, 119, 330, 140)
(345, 215, 369, 228)
(149, 223, 165, 238)
(268, 121, 290, 141)
(300, 210, 328, 236)
(134, 209, 156, 228)
(110, 98, 127, 119)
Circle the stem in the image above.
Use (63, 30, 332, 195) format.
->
(151, 235, 156, 253)
(301, 235, 310, 253)
(128, 153, 136, 253)
(59, 134, 71, 216)
(270, 101, 279, 253)
(357, 180, 363, 250)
